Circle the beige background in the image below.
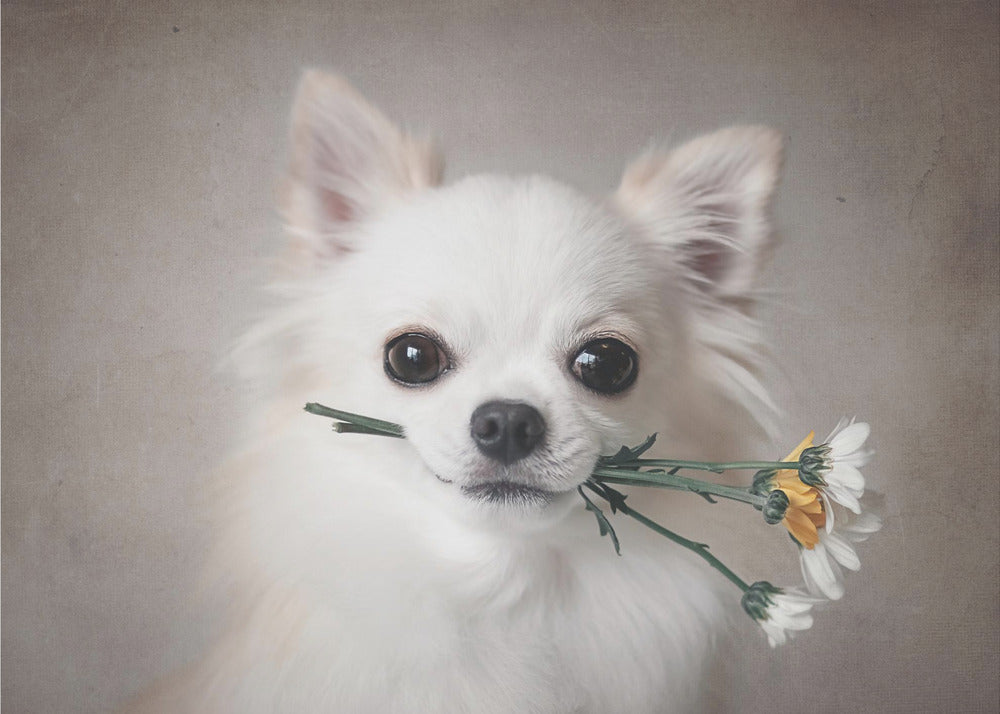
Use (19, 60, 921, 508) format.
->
(3, 1, 998, 712)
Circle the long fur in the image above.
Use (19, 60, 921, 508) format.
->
(128, 71, 783, 714)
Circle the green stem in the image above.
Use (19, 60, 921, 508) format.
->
(613, 459, 799, 473)
(624, 506, 751, 592)
(332, 422, 405, 438)
(591, 468, 767, 507)
(586, 482, 750, 593)
(304, 403, 405, 437)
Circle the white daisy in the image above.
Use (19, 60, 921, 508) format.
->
(798, 417, 873, 515)
(756, 419, 881, 600)
(741, 581, 824, 647)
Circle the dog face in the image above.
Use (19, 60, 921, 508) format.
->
(257, 71, 782, 529)
(343, 176, 666, 522)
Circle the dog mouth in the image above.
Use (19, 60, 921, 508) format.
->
(426, 442, 595, 509)
(459, 479, 555, 506)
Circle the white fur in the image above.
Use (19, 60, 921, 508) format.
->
(130, 72, 783, 714)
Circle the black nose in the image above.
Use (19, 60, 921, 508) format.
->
(470, 400, 546, 464)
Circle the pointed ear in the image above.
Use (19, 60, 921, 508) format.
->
(615, 126, 783, 298)
(279, 71, 443, 266)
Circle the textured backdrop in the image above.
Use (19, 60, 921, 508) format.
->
(3, 1, 998, 712)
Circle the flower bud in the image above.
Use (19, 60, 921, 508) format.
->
(741, 581, 779, 621)
(798, 444, 832, 486)
(750, 468, 778, 497)
(763, 489, 790, 524)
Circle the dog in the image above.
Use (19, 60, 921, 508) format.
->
(129, 70, 783, 713)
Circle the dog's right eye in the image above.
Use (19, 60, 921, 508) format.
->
(384, 333, 449, 385)
(569, 338, 638, 395)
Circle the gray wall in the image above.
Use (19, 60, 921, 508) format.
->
(3, 1, 998, 712)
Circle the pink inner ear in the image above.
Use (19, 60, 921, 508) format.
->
(687, 238, 733, 286)
(321, 188, 354, 225)
(302, 107, 383, 228)
(681, 193, 743, 289)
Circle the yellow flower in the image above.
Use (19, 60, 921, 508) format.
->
(772, 431, 826, 549)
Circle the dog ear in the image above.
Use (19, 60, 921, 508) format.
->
(615, 126, 782, 298)
(279, 71, 443, 266)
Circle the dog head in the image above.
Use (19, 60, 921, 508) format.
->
(246, 71, 782, 529)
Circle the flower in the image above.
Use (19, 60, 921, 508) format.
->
(741, 581, 823, 647)
(752, 419, 880, 599)
(799, 417, 872, 515)
(755, 419, 875, 545)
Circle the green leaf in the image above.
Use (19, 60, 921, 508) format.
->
(690, 489, 718, 504)
(600, 433, 658, 465)
(577, 486, 621, 555)
(585, 479, 629, 514)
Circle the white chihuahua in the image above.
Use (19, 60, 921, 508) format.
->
(131, 71, 783, 713)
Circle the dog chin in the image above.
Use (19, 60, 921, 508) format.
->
(433, 474, 583, 537)
(460, 480, 558, 507)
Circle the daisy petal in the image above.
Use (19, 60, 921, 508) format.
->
(843, 510, 884, 542)
(801, 543, 844, 600)
(782, 431, 816, 461)
(784, 487, 822, 510)
(825, 417, 851, 442)
(769, 609, 814, 631)
(824, 532, 861, 571)
(830, 421, 870, 456)
(775, 475, 814, 494)
(761, 622, 787, 647)
(836, 447, 873, 469)
(828, 463, 865, 493)
(821, 492, 836, 533)
(747, 585, 823, 647)
(825, 483, 862, 514)
(785, 507, 820, 546)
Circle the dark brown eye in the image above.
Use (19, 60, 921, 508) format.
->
(570, 338, 638, 394)
(384, 333, 448, 385)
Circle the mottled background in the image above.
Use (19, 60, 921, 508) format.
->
(3, 1, 998, 712)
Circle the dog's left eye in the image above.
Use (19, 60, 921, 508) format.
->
(569, 338, 638, 394)
(384, 333, 449, 385)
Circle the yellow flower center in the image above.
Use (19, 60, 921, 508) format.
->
(774, 431, 826, 549)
